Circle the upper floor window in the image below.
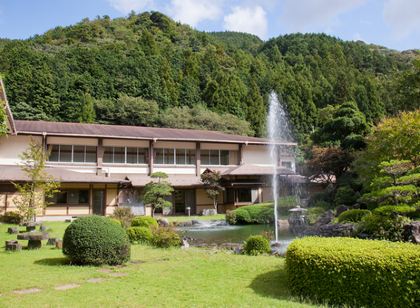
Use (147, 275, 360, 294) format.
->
(155, 148, 195, 165)
(281, 161, 293, 170)
(201, 150, 232, 165)
(103, 147, 148, 164)
(48, 145, 97, 163)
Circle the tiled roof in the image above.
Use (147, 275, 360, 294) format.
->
(0, 165, 127, 184)
(14, 120, 297, 145)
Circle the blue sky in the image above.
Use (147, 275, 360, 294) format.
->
(0, 0, 419, 51)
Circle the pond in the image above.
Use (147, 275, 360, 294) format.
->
(177, 220, 296, 253)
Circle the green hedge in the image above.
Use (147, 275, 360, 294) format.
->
(226, 203, 273, 224)
(126, 226, 153, 244)
(286, 237, 420, 307)
(243, 235, 271, 255)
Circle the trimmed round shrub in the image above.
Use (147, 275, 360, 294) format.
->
(227, 204, 274, 225)
(151, 227, 181, 248)
(63, 216, 130, 265)
(126, 226, 152, 244)
(286, 237, 420, 308)
(243, 235, 271, 256)
(337, 209, 370, 223)
(131, 216, 158, 228)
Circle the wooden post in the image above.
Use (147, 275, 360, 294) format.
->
(96, 138, 104, 174)
(104, 184, 108, 216)
(148, 140, 154, 175)
(238, 143, 244, 165)
(89, 184, 93, 214)
(4, 193, 8, 213)
(196, 142, 201, 176)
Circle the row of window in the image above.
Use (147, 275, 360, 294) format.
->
(48, 190, 89, 205)
(48, 145, 235, 166)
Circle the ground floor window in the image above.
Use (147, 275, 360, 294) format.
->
(48, 190, 89, 205)
(237, 189, 252, 203)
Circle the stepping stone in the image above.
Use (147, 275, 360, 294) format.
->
(107, 272, 128, 277)
(97, 268, 112, 273)
(13, 288, 41, 295)
(87, 278, 105, 283)
(54, 284, 80, 291)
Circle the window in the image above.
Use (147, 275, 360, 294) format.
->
(281, 161, 293, 169)
(201, 149, 232, 166)
(103, 147, 149, 164)
(155, 148, 195, 165)
(237, 189, 252, 203)
(48, 145, 97, 163)
(49, 190, 89, 205)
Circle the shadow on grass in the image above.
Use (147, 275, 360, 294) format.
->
(34, 257, 70, 266)
(249, 268, 291, 300)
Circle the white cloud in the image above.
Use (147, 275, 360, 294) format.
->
(383, 0, 420, 39)
(224, 5, 268, 39)
(108, 0, 154, 14)
(168, 0, 223, 27)
(280, 0, 367, 32)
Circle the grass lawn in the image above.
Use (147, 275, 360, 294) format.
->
(164, 214, 226, 223)
(0, 221, 314, 307)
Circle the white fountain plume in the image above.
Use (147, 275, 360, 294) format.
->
(267, 92, 293, 242)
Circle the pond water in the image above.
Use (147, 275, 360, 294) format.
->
(177, 220, 296, 250)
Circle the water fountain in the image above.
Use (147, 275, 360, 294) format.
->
(267, 92, 294, 243)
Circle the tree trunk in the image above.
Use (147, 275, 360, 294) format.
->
(213, 198, 218, 213)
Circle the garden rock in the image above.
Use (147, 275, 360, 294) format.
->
(47, 238, 57, 246)
(5, 240, 22, 251)
(336, 205, 349, 216)
(191, 219, 200, 225)
(315, 210, 335, 225)
(40, 225, 48, 232)
(55, 239, 63, 249)
(181, 239, 190, 249)
(318, 223, 355, 237)
(403, 221, 420, 244)
(7, 227, 18, 234)
(202, 209, 217, 216)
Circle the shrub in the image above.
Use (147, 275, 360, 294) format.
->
(151, 227, 181, 248)
(0, 211, 22, 224)
(357, 213, 410, 241)
(373, 204, 419, 218)
(111, 207, 134, 228)
(126, 226, 152, 244)
(306, 207, 325, 225)
(63, 216, 130, 265)
(227, 204, 273, 225)
(337, 209, 370, 223)
(108, 217, 122, 227)
(243, 235, 271, 256)
(334, 186, 359, 205)
(131, 216, 158, 228)
(225, 210, 237, 224)
(286, 237, 420, 308)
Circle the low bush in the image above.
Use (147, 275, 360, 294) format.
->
(373, 204, 419, 218)
(357, 213, 410, 241)
(243, 235, 271, 256)
(63, 216, 130, 265)
(111, 207, 134, 228)
(0, 211, 22, 224)
(286, 237, 420, 308)
(226, 204, 273, 225)
(131, 216, 158, 228)
(108, 218, 122, 227)
(337, 209, 370, 223)
(151, 227, 181, 248)
(306, 207, 325, 224)
(126, 226, 153, 244)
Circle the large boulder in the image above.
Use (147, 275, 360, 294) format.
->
(403, 222, 420, 244)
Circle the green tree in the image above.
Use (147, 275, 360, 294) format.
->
(200, 169, 224, 212)
(115, 95, 159, 126)
(13, 140, 60, 223)
(0, 99, 7, 136)
(354, 110, 420, 186)
(245, 80, 266, 136)
(312, 101, 369, 150)
(143, 172, 174, 217)
(79, 93, 96, 123)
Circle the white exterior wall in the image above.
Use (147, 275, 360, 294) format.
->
(0, 135, 42, 165)
(242, 144, 272, 166)
(47, 136, 98, 146)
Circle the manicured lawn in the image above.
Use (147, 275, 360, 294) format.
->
(164, 214, 226, 223)
(0, 222, 314, 307)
